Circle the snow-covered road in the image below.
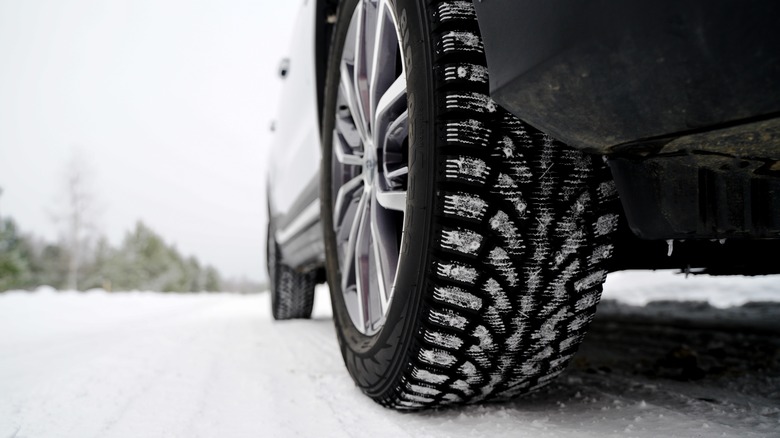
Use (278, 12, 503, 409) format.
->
(1, 272, 778, 437)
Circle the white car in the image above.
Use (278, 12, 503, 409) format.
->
(266, 0, 780, 410)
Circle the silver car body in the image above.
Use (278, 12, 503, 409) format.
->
(267, 1, 323, 264)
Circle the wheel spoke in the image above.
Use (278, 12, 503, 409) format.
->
(369, 0, 400, 123)
(375, 189, 406, 211)
(335, 113, 361, 146)
(353, 192, 372, 332)
(333, 128, 363, 167)
(382, 108, 409, 188)
(370, 190, 399, 311)
(352, 1, 371, 139)
(385, 165, 408, 180)
(341, 190, 368, 298)
(334, 174, 363, 228)
(373, 74, 406, 142)
(385, 108, 409, 146)
(339, 65, 370, 146)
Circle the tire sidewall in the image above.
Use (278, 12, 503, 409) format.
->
(321, 0, 436, 397)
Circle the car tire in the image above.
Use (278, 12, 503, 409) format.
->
(321, 0, 620, 409)
(267, 225, 316, 320)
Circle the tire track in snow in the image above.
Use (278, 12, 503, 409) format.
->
(1, 285, 778, 437)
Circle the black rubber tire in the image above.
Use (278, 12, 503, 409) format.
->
(267, 225, 316, 320)
(321, 0, 620, 409)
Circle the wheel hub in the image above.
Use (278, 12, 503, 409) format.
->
(363, 142, 377, 188)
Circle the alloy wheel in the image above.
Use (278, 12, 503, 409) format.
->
(330, 0, 408, 335)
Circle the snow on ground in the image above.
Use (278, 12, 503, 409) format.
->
(602, 270, 780, 307)
(1, 271, 778, 437)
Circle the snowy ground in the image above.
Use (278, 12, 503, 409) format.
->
(1, 271, 779, 437)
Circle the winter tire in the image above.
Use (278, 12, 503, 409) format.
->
(268, 225, 316, 320)
(321, 0, 620, 409)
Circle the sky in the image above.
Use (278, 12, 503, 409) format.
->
(0, 0, 303, 282)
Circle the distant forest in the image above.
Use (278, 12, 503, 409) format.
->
(0, 217, 224, 292)
(0, 155, 265, 293)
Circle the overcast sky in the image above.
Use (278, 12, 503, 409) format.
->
(0, 0, 303, 282)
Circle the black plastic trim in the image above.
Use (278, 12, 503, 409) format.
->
(316, 0, 339, 135)
(473, 0, 780, 153)
(607, 219, 780, 275)
(608, 153, 780, 240)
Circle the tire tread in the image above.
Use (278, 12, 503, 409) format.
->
(271, 258, 316, 320)
(374, 0, 620, 409)
(327, 0, 620, 410)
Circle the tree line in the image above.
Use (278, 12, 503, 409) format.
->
(0, 217, 222, 292)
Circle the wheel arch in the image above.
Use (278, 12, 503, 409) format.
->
(315, 0, 340, 137)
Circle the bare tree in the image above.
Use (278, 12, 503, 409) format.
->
(56, 150, 100, 290)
